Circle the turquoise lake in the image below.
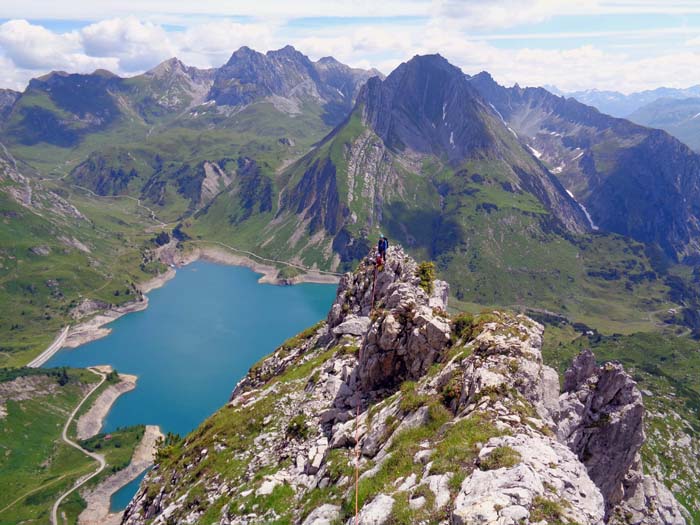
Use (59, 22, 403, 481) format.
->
(44, 261, 337, 437)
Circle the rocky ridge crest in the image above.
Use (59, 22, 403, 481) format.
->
(122, 246, 687, 525)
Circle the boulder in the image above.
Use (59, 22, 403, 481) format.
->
(348, 494, 393, 525)
(333, 315, 371, 336)
(302, 504, 341, 525)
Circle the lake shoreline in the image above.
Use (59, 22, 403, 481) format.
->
(185, 244, 342, 286)
(76, 368, 138, 440)
(78, 424, 163, 525)
(39, 241, 340, 362)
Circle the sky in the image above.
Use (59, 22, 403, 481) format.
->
(1, 1, 700, 93)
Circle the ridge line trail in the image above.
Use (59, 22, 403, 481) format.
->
(51, 368, 108, 525)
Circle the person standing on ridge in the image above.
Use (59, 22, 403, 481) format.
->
(378, 235, 388, 261)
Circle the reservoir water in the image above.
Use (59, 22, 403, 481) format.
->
(44, 261, 337, 437)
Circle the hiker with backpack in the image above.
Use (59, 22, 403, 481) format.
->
(377, 235, 389, 261)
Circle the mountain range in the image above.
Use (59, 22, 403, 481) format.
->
(4, 46, 700, 356)
(2, 45, 700, 522)
(557, 85, 700, 153)
(559, 84, 700, 118)
(628, 97, 700, 152)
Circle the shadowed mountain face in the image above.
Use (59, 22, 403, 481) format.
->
(470, 72, 700, 261)
(0, 88, 20, 120)
(4, 71, 123, 147)
(274, 54, 589, 255)
(358, 55, 494, 162)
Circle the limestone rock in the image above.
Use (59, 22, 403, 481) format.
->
(559, 349, 687, 524)
(348, 494, 393, 525)
(333, 315, 371, 336)
(302, 504, 340, 525)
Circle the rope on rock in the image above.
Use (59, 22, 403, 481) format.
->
(355, 260, 379, 525)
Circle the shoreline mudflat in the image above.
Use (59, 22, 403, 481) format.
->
(77, 424, 163, 525)
(190, 244, 341, 285)
(76, 369, 138, 440)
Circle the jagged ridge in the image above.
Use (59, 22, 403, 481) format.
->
(122, 246, 687, 525)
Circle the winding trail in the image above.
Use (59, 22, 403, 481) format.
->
(51, 368, 107, 525)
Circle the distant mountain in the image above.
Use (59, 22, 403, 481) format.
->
(628, 97, 700, 152)
(208, 45, 378, 125)
(1, 46, 376, 150)
(470, 72, 700, 261)
(0, 46, 377, 220)
(563, 85, 700, 118)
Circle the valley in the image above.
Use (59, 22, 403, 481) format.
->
(1, 44, 699, 523)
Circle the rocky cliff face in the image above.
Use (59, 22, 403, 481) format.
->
(208, 45, 375, 123)
(122, 246, 687, 525)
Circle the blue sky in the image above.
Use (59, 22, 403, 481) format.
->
(1, 1, 700, 92)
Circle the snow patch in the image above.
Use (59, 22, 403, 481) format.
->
(488, 103, 519, 137)
(442, 103, 447, 121)
(527, 145, 542, 159)
(692, 112, 700, 120)
(551, 163, 565, 174)
(450, 131, 455, 147)
(566, 189, 598, 230)
(572, 150, 584, 161)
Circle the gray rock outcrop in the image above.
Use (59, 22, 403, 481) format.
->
(559, 349, 687, 524)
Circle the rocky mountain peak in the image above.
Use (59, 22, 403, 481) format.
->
(123, 245, 687, 525)
(209, 45, 359, 110)
(356, 53, 494, 163)
(327, 245, 451, 397)
(145, 57, 187, 77)
(225, 45, 260, 64)
(267, 44, 306, 60)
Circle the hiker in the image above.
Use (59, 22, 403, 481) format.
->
(377, 235, 388, 261)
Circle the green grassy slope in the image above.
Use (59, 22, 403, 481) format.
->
(0, 179, 168, 366)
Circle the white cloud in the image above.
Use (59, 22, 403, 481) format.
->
(172, 20, 280, 68)
(1, 11, 700, 94)
(431, 0, 580, 31)
(0, 19, 120, 87)
(0, 19, 81, 70)
(80, 17, 174, 71)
